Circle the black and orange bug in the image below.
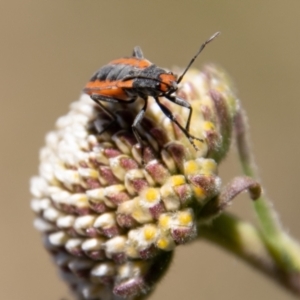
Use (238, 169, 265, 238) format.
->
(84, 32, 220, 153)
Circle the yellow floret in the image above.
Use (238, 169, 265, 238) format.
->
(203, 121, 215, 131)
(145, 188, 159, 203)
(125, 245, 139, 259)
(178, 211, 193, 226)
(192, 186, 206, 199)
(132, 205, 152, 223)
(170, 175, 186, 186)
(143, 225, 157, 241)
(201, 159, 217, 174)
(76, 195, 89, 206)
(158, 214, 171, 229)
(184, 160, 199, 175)
(156, 237, 170, 250)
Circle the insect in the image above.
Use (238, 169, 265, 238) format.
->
(84, 32, 220, 154)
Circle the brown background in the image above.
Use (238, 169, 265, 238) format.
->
(1, 1, 300, 300)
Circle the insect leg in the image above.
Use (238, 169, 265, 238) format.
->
(132, 97, 148, 157)
(154, 97, 203, 149)
(132, 46, 144, 58)
(165, 94, 193, 133)
(91, 94, 118, 118)
(90, 94, 135, 133)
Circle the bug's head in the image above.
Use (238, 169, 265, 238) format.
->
(158, 71, 178, 95)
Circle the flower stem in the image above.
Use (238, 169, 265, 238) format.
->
(199, 214, 300, 296)
(233, 108, 300, 286)
(234, 109, 281, 237)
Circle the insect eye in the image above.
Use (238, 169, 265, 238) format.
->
(155, 82, 160, 88)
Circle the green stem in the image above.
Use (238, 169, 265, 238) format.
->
(234, 108, 300, 274)
(199, 214, 300, 296)
(234, 109, 281, 236)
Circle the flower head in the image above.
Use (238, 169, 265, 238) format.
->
(30, 65, 238, 299)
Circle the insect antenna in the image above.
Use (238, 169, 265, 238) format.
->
(176, 32, 220, 84)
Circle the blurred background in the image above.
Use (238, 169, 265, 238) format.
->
(1, 1, 300, 299)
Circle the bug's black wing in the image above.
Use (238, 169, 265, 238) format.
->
(90, 64, 137, 82)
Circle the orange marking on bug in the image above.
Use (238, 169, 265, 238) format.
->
(110, 58, 151, 68)
(84, 80, 129, 100)
(117, 79, 134, 89)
